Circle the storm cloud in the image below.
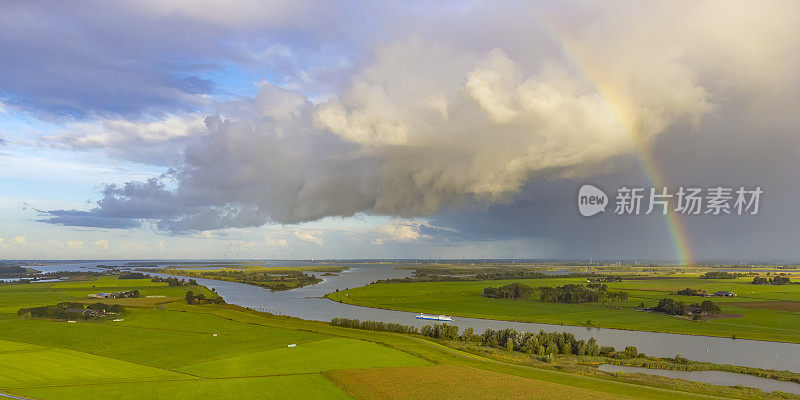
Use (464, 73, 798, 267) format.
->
(28, 1, 800, 262)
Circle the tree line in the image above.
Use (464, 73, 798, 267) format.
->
(18, 302, 123, 320)
(484, 283, 629, 306)
(118, 272, 147, 279)
(752, 276, 790, 285)
(0, 265, 27, 276)
(330, 318, 419, 334)
(328, 318, 645, 359)
(184, 291, 226, 305)
(152, 276, 199, 287)
(700, 271, 744, 279)
(374, 267, 619, 284)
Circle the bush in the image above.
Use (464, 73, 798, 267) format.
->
(118, 272, 147, 279)
(185, 291, 225, 305)
(700, 300, 720, 314)
(700, 271, 742, 279)
(623, 346, 638, 358)
(654, 298, 685, 315)
(599, 346, 616, 357)
(676, 288, 707, 296)
(330, 318, 419, 334)
(754, 276, 790, 285)
(460, 327, 477, 342)
(483, 283, 536, 300)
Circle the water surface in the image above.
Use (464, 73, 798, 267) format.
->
(598, 364, 800, 395)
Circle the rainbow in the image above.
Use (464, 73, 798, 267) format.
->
(540, 20, 694, 265)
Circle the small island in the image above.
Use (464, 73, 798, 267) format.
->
(146, 265, 349, 291)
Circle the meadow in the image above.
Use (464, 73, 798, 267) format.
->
(327, 274, 800, 342)
(1, 274, 795, 399)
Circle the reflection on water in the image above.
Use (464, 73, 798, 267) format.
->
(598, 364, 800, 395)
(9, 261, 800, 374)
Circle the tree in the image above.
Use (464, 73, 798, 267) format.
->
(772, 276, 791, 285)
(460, 327, 475, 341)
(599, 346, 615, 357)
(523, 336, 539, 354)
(700, 300, 720, 314)
(654, 298, 685, 315)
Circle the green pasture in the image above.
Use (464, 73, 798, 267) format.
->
(177, 337, 430, 377)
(0, 308, 327, 368)
(12, 375, 354, 400)
(0, 347, 189, 389)
(0, 276, 213, 313)
(328, 276, 800, 342)
(0, 274, 788, 400)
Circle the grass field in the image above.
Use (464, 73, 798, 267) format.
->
(12, 375, 354, 400)
(177, 337, 430, 377)
(0, 274, 790, 399)
(0, 276, 213, 313)
(326, 365, 631, 400)
(327, 275, 800, 342)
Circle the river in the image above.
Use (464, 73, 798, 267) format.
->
(598, 364, 800, 395)
(10, 260, 800, 374)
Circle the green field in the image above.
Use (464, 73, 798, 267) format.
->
(326, 365, 630, 400)
(328, 275, 800, 342)
(176, 337, 429, 377)
(13, 375, 354, 400)
(0, 274, 793, 399)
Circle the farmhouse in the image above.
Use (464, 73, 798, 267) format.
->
(713, 291, 737, 297)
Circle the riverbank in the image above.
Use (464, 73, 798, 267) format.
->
(326, 277, 800, 343)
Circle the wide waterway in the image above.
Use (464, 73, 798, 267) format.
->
(598, 364, 800, 395)
(12, 260, 800, 374)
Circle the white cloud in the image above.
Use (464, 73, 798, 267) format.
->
(93, 240, 109, 249)
(66, 240, 83, 249)
(50, 114, 207, 165)
(293, 230, 323, 245)
(264, 236, 289, 247)
(12, 236, 27, 247)
(375, 220, 423, 242)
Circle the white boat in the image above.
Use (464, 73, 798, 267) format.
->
(416, 313, 453, 321)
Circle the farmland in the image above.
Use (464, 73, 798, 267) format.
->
(1, 274, 796, 399)
(328, 272, 800, 343)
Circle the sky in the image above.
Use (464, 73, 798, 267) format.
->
(1, 0, 799, 262)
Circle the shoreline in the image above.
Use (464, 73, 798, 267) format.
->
(323, 292, 800, 345)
